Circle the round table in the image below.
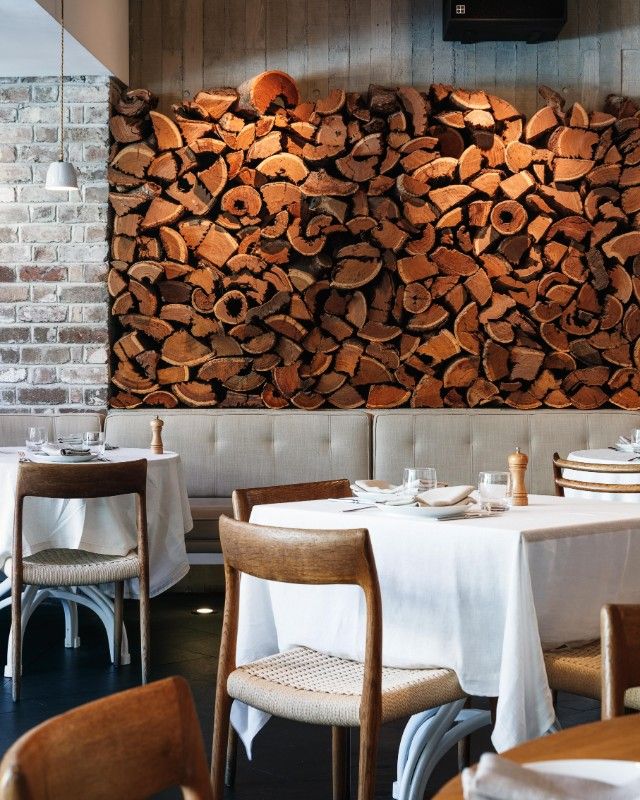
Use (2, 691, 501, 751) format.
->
(435, 715, 640, 798)
(564, 448, 640, 502)
(0, 447, 192, 672)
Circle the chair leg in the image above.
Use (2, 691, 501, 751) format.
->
(457, 735, 471, 771)
(113, 581, 124, 667)
(332, 726, 351, 800)
(138, 578, 150, 685)
(211, 689, 233, 800)
(356, 717, 380, 800)
(224, 726, 238, 787)
(11, 580, 22, 702)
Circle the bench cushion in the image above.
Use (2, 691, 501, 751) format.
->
(0, 413, 102, 447)
(105, 410, 371, 497)
(371, 409, 640, 496)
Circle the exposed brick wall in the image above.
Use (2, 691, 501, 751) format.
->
(0, 75, 111, 412)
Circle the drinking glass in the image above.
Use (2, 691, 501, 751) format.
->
(478, 471, 511, 512)
(83, 431, 105, 456)
(25, 426, 46, 452)
(632, 429, 640, 446)
(403, 467, 437, 497)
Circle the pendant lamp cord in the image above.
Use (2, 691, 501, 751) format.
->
(59, 0, 64, 162)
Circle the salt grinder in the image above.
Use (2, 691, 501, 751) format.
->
(508, 447, 528, 506)
(150, 415, 164, 455)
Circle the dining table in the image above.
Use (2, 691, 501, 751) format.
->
(231, 494, 640, 799)
(564, 448, 640, 501)
(0, 447, 192, 672)
(434, 714, 640, 799)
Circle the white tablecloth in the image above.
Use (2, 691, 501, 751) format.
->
(0, 448, 192, 597)
(232, 495, 640, 755)
(565, 448, 640, 502)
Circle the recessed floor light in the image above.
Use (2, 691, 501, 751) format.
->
(192, 607, 216, 615)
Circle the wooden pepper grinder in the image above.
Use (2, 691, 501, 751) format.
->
(150, 415, 164, 454)
(508, 447, 528, 506)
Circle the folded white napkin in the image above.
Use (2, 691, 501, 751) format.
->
(463, 753, 640, 800)
(41, 443, 90, 457)
(352, 480, 400, 494)
(416, 485, 475, 507)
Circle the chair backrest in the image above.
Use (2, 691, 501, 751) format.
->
(601, 604, 640, 720)
(217, 515, 382, 723)
(552, 452, 640, 497)
(232, 478, 352, 521)
(13, 460, 149, 579)
(0, 676, 213, 800)
(15, 459, 147, 501)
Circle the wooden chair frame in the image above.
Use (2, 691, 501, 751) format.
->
(228, 477, 352, 790)
(211, 515, 382, 800)
(601, 603, 640, 720)
(11, 459, 150, 701)
(0, 676, 212, 799)
(231, 478, 352, 522)
(553, 452, 640, 496)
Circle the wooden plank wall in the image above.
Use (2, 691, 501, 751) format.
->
(130, 0, 640, 117)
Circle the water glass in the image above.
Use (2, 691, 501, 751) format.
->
(478, 471, 511, 512)
(26, 426, 46, 452)
(403, 467, 437, 497)
(83, 431, 105, 456)
(632, 429, 640, 446)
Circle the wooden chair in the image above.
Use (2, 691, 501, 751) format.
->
(546, 455, 640, 716)
(552, 451, 640, 497)
(211, 515, 467, 800)
(232, 477, 352, 522)
(227, 477, 351, 787)
(0, 676, 213, 799)
(10, 459, 150, 701)
(544, 609, 640, 719)
(601, 603, 640, 719)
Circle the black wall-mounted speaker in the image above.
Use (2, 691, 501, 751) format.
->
(443, 0, 567, 43)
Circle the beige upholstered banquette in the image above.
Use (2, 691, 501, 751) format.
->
(4, 409, 639, 566)
(104, 409, 371, 558)
(371, 409, 640, 495)
(0, 413, 102, 446)
(105, 408, 640, 563)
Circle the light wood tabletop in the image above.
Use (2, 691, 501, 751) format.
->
(435, 715, 640, 799)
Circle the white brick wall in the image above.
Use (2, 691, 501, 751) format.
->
(0, 75, 112, 411)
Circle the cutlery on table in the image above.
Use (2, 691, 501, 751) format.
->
(341, 505, 376, 512)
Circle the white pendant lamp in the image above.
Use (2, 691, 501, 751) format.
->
(45, 0, 78, 191)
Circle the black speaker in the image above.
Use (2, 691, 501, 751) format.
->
(443, 0, 567, 43)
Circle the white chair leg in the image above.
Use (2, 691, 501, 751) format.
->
(393, 701, 492, 800)
(61, 593, 81, 648)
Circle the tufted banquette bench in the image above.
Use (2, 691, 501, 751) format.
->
(2, 409, 640, 580)
(104, 409, 371, 565)
(105, 407, 640, 566)
(0, 413, 102, 447)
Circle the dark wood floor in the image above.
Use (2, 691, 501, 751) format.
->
(0, 593, 600, 799)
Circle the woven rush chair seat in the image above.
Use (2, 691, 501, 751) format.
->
(23, 549, 140, 587)
(544, 640, 640, 710)
(228, 645, 465, 727)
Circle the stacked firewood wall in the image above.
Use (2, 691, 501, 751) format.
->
(108, 71, 640, 410)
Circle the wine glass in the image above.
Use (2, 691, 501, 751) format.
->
(478, 471, 511, 512)
(83, 431, 105, 456)
(26, 426, 46, 452)
(403, 467, 437, 498)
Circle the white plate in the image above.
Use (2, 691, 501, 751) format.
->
(29, 452, 97, 464)
(525, 759, 640, 786)
(375, 503, 468, 519)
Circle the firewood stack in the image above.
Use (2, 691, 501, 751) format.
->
(108, 72, 640, 410)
